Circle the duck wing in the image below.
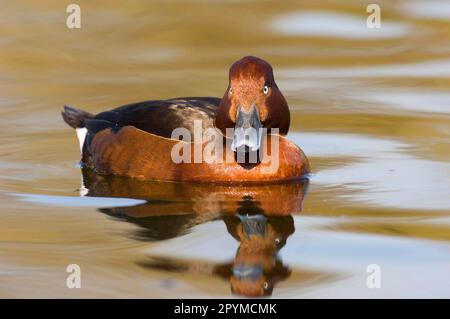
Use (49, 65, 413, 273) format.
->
(85, 97, 221, 138)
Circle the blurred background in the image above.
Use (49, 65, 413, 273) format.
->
(0, 0, 449, 298)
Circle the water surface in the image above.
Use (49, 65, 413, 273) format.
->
(0, 0, 449, 298)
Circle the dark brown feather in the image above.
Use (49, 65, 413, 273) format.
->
(61, 105, 93, 128)
(86, 97, 220, 138)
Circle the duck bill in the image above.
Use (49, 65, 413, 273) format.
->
(232, 263, 264, 281)
(237, 213, 267, 237)
(231, 105, 263, 153)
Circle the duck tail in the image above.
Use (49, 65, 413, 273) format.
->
(62, 105, 94, 153)
(61, 105, 93, 129)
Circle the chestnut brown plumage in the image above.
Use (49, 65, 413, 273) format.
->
(215, 56, 290, 137)
(61, 56, 309, 183)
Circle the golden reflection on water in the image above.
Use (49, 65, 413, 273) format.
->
(84, 170, 311, 297)
(0, 0, 450, 297)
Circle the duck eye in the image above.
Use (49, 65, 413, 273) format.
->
(263, 85, 269, 95)
(229, 87, 233, 95)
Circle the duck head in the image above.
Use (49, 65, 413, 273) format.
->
(215, 56, 290, 154)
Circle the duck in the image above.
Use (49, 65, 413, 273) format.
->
(62, 56, 309, 183)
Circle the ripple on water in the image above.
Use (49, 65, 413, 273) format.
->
(271, 11, 411, 39)
(349, 90, 450, 114)
(290, 132, 450, 210)
(11, 193, 146, 208)
(278, 59, 450, 79)
(402, 1, 450, 20)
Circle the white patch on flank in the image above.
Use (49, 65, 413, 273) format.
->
(76, 127, 87, 153)
(79, 175, 88, 197)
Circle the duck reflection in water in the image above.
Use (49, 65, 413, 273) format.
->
(218, 210, 295, 296)
(81, 169, 308, 297)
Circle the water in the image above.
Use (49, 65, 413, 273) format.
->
(0, 0, 449, 298)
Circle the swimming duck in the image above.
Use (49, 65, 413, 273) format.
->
(62, 56, 309, 183)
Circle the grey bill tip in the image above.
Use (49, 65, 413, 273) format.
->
(231, 105, 263, 153)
